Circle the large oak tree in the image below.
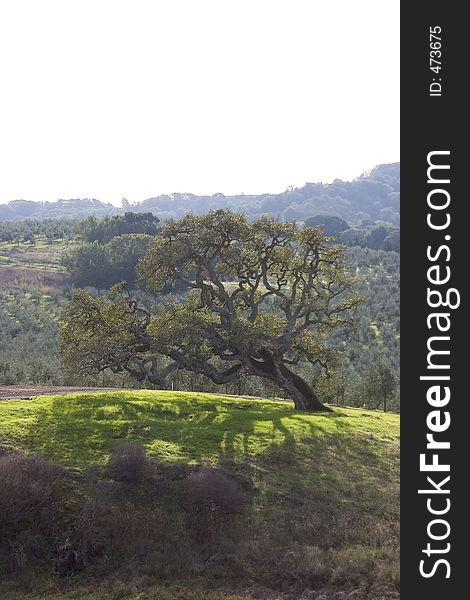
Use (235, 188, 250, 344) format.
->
(61, 211, 362, 411)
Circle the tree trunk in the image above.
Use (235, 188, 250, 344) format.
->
(248, 352, 332, 412)
(278, 364, 332, 412)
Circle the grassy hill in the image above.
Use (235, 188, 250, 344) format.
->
(0, 391, 399, 600)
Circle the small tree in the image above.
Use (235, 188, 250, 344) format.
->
(359, 361, 397, 412)
(61, 211, 362, 411)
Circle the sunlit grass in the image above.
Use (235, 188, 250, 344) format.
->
(0, 390, 399, 472)
(0, 390, 400, 599)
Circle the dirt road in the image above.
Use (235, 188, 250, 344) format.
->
(0, 386, 129, 400)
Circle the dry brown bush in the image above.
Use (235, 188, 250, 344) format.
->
(105, 443, 153, 484)
(185, 468, 246, 521)
(0, 453, 67, 572)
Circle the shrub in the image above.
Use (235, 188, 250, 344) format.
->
(105, 443, 152, 484)
(0, 453, 66, 538)
(57, 538, 87, 576)
(75, 484, 194, 577)
(0, 453, 67, 572)
(239, 541, 331, 592)
(184, 468, 245, 532)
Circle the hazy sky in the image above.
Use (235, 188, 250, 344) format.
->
(0, 0, 399, 205)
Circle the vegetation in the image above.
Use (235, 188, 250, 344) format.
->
(74, 212, 160, 244)
(0, 289, 65, 384)
(0, 163, 400, 598)
(306, 215, 400, 253)
(61, 234, 153, 289)
(0, 164, 399, 226)
(0, 234, 74, 271)
(326, 247, 400, 411)
(0, 390, 399, 599)
(0, 218, 74, 244)
(0, 245, 399, 412)
(61, 211, 363, 411)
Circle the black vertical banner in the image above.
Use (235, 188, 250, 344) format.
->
(401, 2, 465, 598)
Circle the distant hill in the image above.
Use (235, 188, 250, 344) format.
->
(0, 163, 399, 225)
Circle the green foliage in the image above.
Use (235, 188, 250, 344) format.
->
(61, 234, 154, 289)
(0, 289, 65, 385)
(61, 241, 109, 288)
(353, 360, 398, 412)
(313, 246, 399, 407)
(61, 211, 363, 410)
(0, 163, 399, 225)
(105, 234, 155, 287)
(304, 214, 349, 236)
(74, 212, 160, 244)
(304, 216, 400, 253)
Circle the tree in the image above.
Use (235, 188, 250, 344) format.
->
(61, 211, 362, 411)
(304, 215, 349, 237)
(359, 361, 397, 412)
(61, 242, 110, 288)
(104, 234, 153, 288)
(61, 234, 154, 289)
(74, 212, 160, 244)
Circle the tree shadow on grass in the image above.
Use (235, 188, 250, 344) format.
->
(18, 391, 399, 526)
(19, 392, 337, 469)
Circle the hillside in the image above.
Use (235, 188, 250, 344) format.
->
(0, 163, 399, 225)
(0, 390, 400, 600)
(0, 242, 399, 409)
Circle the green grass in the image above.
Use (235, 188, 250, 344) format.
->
(0, 390, 399, 521)
(0, 390, 398, 469)
(0, 391, 400, 599)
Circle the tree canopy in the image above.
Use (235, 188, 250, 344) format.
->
(61, 234, 154, 289)
(61, 211, 363, 410)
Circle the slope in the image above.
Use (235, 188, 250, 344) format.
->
(0, 391, 399, 600)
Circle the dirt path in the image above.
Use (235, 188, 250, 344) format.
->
(0, 386, 272, 403)
(0, 386, 129, 400)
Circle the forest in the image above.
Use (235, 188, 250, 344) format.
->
(0, 163, 399, 226)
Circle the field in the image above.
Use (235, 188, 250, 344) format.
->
(0, 390, 399, 600)
(0, 237, 74, 270)
(0, 237, 73, 289)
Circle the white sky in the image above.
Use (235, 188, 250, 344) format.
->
(0, 0, 399, 205)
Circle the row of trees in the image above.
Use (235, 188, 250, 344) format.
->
(1, 163, 399, 225)
(0, 289, 64, 385)
(0, 218, 74, 245)
(73, 212, 161, 244)
(304, 215, 399, 252)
